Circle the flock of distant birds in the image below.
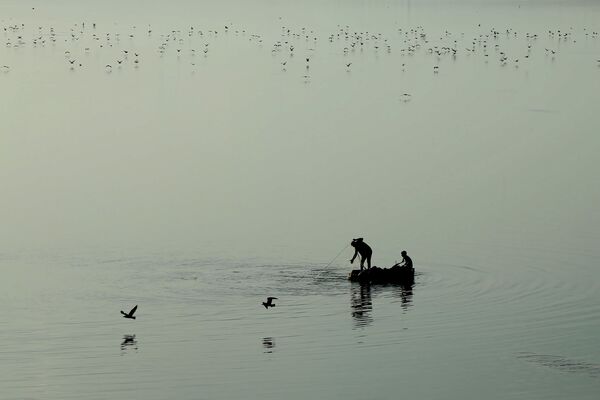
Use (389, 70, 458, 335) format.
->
(2, 16, 600, 95)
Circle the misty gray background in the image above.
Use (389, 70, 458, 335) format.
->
(2, 0, 599, 261)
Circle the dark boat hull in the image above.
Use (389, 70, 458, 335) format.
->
(348, 266, 415, 284)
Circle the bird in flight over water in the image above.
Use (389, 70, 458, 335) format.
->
(121, 305, 138, 319)
(262, 297, 278, 309)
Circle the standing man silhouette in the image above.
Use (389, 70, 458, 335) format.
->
(350, 238, 372, 270)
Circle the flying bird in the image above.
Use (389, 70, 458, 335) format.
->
(121, 305, 138, 319)
(262, 297, 277, 309)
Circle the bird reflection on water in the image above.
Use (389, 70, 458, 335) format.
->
(350, 281, 414, 328)
(262, 337, 275, 353)
(120, 334, 138, 353)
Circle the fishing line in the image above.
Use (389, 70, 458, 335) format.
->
(322, 243, 350, 269)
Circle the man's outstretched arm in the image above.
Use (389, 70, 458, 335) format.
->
(350, 249, 358, 263)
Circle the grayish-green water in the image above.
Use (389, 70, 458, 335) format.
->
(1, 1, 599, 399)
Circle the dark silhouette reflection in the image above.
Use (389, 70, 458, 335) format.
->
(350, 280, 415, 327)
(386, 281, 414, 311)
(350, 282, 373, 328)
(262, 337, 275, 353)
(120, 334, 138, 353)
(398, 282, 414, 310)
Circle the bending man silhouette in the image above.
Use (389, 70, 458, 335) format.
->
(350, 238, 372, 270)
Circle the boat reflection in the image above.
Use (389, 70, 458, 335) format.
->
(350, 280, 415, 328)
(390, 281, 414, 311)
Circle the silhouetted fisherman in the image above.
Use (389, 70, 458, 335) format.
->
(350, 238, 372, 270)
(393, 250, 413, 269)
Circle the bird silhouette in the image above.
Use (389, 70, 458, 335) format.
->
(262, 297, 277, 309)
(121, 305, 138, 319)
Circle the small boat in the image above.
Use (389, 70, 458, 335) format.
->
(348, 265, 414, 284)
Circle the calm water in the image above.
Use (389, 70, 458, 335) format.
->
(1, 1, 600, 399)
